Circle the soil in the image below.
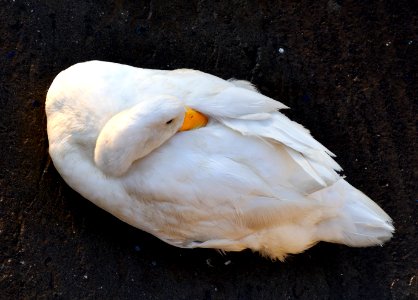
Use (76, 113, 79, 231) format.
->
(0, 1, 417, 299)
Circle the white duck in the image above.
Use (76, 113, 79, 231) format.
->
(46, 60, 393, 260)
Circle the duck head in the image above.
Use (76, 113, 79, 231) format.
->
(94, 96, 208, 177)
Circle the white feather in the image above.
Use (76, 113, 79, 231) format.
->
(46, 60, 394, 260)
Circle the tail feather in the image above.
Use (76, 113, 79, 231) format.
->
(312, 179, 394, 247)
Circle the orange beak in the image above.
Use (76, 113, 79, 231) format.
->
(179, 107, 208, 131)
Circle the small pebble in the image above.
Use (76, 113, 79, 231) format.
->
(206, 258, 214, 267)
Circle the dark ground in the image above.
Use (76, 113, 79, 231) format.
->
(0, 0, 417, 299)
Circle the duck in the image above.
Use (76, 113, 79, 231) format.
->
(45, 60, 394, 260)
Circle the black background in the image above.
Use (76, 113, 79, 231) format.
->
(0, 1, 417, 299)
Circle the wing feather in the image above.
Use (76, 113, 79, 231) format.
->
(190, 85, 342, 185)
(187, 86, 288, 118)
(220, 113, 342, 184)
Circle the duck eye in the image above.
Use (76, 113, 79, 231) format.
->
(166, 119, 174, 125)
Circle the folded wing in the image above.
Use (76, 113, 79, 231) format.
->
(190, 83, 342, 189)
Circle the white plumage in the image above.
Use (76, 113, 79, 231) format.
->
(46, 61, 394, 260)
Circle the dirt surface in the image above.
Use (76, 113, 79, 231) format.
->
(1, 1, 417, 299)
